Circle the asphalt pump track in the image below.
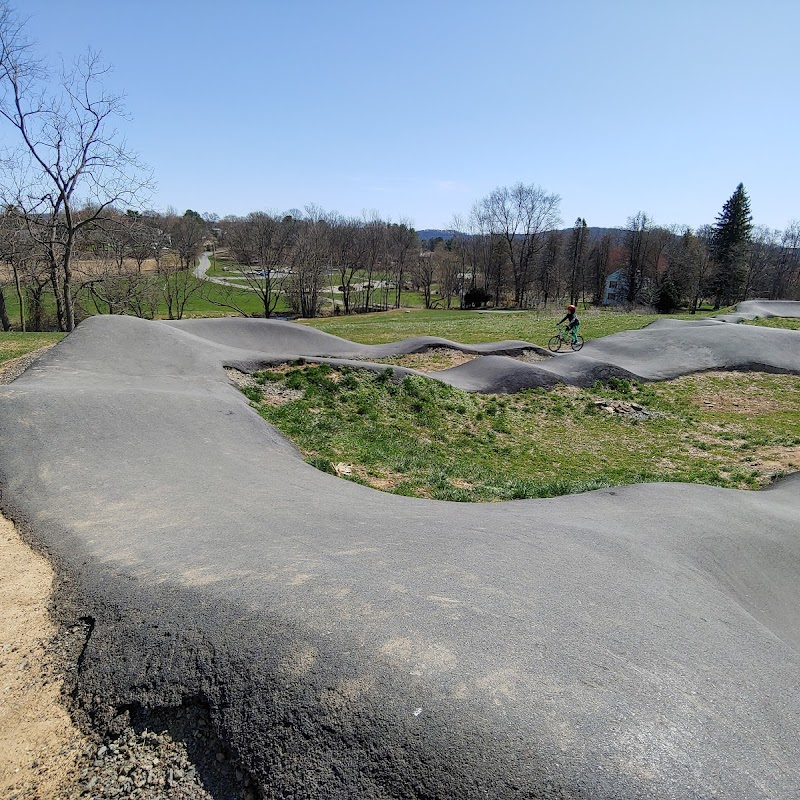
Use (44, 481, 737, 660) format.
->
(1, 305, 799, 799)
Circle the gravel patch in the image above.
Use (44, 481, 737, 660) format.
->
(225, 368, 303, 405)
(0, 347, 55, 385)
(23, 619, 263, 799)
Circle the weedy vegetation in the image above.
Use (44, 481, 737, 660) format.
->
(240, 363, 800, 502)
(747, 317, 800, 331)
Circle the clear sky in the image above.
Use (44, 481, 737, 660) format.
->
(14, 0, 800, 232)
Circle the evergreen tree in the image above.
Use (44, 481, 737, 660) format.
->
(710, 183, 752, 307)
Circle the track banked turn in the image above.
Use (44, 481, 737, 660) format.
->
(1, 312, 799, 799)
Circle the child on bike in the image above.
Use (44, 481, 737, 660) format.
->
(558, 304, 580, 342)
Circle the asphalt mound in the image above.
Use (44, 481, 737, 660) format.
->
(169, 309, 800, 392)
(0, 314, 799, 799)
(165, 317, 550, 359)
(716, 299, 800, 323)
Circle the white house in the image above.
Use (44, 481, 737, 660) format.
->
(602, 269, 627, 306)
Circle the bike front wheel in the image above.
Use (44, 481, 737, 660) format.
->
(547, 335, 563, 353)
(571, 335, 584, 351)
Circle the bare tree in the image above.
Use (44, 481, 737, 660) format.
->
(387, 219, 417, 309)
(623, 212, 671, 305)
(328, 215, 363, 314)
(0, 211, 52, 329)
(160, 252, 202, 320)
(0, 205, 28, 328)
(683, 226, 713, 313)
(743, 225, 777, 299)
(287, 206, 329, 318)
(434, 244, 461, 308)
(361, 212, 386, 311)
(567, 218, 589, 305)
(537, 229, 562, 307)
(412, 251, 436, 309)
(770, 221, 800, 300)
(479, 182, 561, 307)
(588, 232, 612, 306)
(0, 3, 152, 331)
(226, 211, 296, 317)
(170, 210, 206, 270)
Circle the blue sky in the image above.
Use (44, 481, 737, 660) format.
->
(15, 0, 800, 231)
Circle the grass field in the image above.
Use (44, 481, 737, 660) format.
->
(0, 332, 65, 365)
(240, 364, 800, 502)
(0, 270, 291, 323)
(300, 308, 722, 346)
(748, 317, 800, 330)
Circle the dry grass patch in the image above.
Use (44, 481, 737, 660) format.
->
(354, 466, 411, 490)
(512, 349, 551, 363)
(372, 348, 477, 372)
(689, 371, 794, 414)
(745, 446, 800, 473)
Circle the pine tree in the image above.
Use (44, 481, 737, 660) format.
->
(710, 183, 753, 307)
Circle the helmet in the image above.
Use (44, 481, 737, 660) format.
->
(567, 304, 576, 312)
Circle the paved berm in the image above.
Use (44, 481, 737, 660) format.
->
(1, 304, 799, 799)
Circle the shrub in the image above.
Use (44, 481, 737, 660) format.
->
(463, 286, 492, 308)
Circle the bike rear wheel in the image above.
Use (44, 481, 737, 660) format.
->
(547, 335, 563, 352)
(571, 335, 584, 351)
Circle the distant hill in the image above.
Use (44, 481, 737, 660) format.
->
(418, 227, 626, 244)
(565, 226, 626, 244)
(417, 229, 455, 241)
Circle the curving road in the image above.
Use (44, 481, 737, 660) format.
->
(0, 308, 799, 798)
(193, 251, 260, 292)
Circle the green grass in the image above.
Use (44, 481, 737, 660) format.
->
(300, 308, 715, 346)
(206, 256, 245, 277)
(0, 332, 65, 365)
(747, 317, 800, 331)
(0, 271, 291, 324)
(241, 365, 800, 502)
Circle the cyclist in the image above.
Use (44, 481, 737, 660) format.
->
(558, 304, 580, 343)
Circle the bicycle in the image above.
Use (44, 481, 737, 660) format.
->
(548, 325, 584, 352)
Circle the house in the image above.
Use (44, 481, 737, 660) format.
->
(602, 269, 626, 306)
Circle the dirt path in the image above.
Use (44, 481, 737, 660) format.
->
(0, 343, 258, 799)
(0, 515, 89, 799)
(1, 342, 89, 796)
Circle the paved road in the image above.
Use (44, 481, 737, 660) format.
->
(0, 312, 799, 799)
(193, 251, 260, 292)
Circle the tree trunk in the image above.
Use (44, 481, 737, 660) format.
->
(49, 260, 65, 331)
(12, 262, 25, 332)
(29, 285, 44, 331)
(0, 288, 10, 331)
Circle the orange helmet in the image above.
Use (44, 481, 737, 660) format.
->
(567, 304, 576, 312)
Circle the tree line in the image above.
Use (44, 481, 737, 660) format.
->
(0, 1, 797, 331)
(212, 182, 800, 319)
(444, 182, 799, 313)
(1, 182, 799, 331)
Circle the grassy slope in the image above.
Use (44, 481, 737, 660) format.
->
(244, 365, 800, 502)
(748, 317, 800, 330)
(300, 308, 715, 346)
(0, 332, 65, 365)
